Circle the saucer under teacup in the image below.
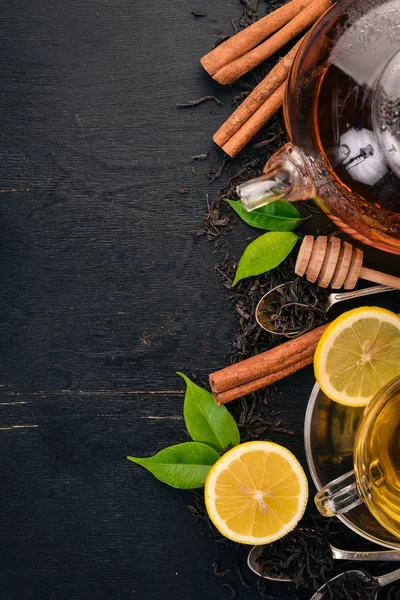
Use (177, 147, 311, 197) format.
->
(304, 383, 400, 550)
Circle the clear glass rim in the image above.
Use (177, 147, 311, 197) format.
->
(304, 381, 400, 550)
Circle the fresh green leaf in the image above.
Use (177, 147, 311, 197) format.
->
(127, 442, 219, 489)
(232, 231, 298, 287)
(178, 372, 240, 452)
(224, 198, 308, 231)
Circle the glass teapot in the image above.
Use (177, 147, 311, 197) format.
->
(237, 0, 400, 254)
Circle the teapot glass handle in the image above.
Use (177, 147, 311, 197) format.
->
(314, 470, 363, 517)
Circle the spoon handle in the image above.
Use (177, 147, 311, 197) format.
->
(330, 546, 400, 561)
(330, 284, 395, 305)
(376, 566, 400, 588)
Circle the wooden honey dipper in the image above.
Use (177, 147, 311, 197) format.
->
(295, 235, 400, 290)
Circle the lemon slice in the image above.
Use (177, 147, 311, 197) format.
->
(204, 441, 308, 545)
(314, 306, 400, 407)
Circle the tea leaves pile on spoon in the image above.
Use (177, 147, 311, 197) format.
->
(256, 279, 327, 337)
(250, 520, 334, 588)
(311, 570, 379, 600)
(311, 565, 400, 600)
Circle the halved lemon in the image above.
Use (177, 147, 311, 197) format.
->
(204, 441, 308, 545)
(314, 306, 400, 407)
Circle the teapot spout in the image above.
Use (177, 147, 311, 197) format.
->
(237, 144, 315, 211)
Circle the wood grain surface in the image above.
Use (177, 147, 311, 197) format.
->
(1, 1, 399, 599)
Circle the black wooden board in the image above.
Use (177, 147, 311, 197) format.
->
(1, 1, 399, 599)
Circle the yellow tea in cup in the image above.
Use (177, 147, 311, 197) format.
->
(355, 379, 400, 537)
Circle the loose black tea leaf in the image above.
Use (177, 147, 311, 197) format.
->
(237, 79, 257, 92)
(255, 519, 334, 590)
(212, 560, 232, 578)
(239, 0, 259, 28)
(233, 90, 250, 106)
(223, 582, 238, 600)
(176, 95, 222, 108)
(206, 157, 230, 183)
(213, 34, 232, 48)
(388, 585, 400, 599)
(233, 561, 250, 588)
(192, 152, 209, 161)
(257, 578, 274, 600)
(253, 132, 281, 148)
(203, 194, 233, 239)
(317, 571, 379, 600)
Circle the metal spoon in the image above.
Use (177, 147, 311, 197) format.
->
(248, 545, 400, 583)
(310, 566, 400, 599)
(256, 282, 396, 337)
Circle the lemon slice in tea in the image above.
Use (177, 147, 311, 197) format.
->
(314, 306, 400, 407)
(204, 441, 308, 545)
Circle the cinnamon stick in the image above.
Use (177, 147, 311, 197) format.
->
(213, 39, 303, 149)
(213, 0, 332, 85)
(214, 347, 315, 405)
(222, 82, 285, 157)
(200, 0, 315, 77)
(209, 322, 329, 405)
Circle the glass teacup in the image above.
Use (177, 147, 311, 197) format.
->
(315, 377, 400, 539)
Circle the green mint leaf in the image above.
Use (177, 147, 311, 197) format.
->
(232, 231, 298, 287)
(224, 198, 308, 231)
(127, 442, 219, 489)
(178, 372, 240, 451)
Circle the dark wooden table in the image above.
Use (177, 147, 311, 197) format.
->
(1, 1, 399, 599)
